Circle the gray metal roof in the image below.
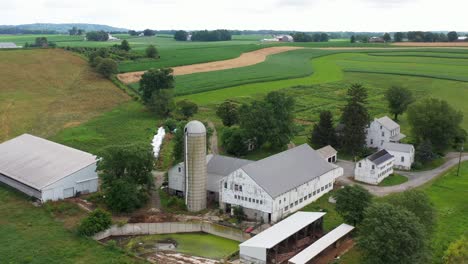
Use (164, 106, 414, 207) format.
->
(0, 134, 97, 190)
(316, 145, 337, 159)
(390, 133, 406, 141)
(289, 223, 354, 264)
(383, 142, 414, 153)
(240, 212, 325, 249)
(367, 149, 394, 165)
(0, 42, 18, 48)
(185, 120, 206, 134)
(241, 144, 336, 198)
(376, 116, 399, 131)
(206, 155, 253, 192)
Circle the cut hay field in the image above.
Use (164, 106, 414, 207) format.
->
(0, 184, 141, 264)
(0, 49, 129, 142)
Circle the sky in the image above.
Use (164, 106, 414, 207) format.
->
(1, 0, 467, 32)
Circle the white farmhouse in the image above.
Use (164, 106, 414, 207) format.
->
(383, 142, 415, 170)
(354, 149, 395, 185)
(366, 116, 406, 149)
(220, 144, 343, 223)
(0, 134, 98, 202)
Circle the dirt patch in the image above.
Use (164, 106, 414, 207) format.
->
(392, 42, 468, 47)
(63, 121, 82, 128)
(117, 46, 303, 84)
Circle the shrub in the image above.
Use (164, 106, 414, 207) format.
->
(163, 118, 178, 132)
(146, 45, 158, 58)
(77, 209, 112, 236)
(96, 58, 118, 78)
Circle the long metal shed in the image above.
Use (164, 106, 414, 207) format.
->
(0, 134, 98, 201)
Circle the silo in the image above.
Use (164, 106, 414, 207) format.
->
(184, 120, 207, 212)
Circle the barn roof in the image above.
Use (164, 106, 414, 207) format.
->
(383, 142, 414, 153)
(241, 144, 336, 198)
(206, 155, 253, 192)
(0, 134, 97, 190)
(240, 212, 326, 249)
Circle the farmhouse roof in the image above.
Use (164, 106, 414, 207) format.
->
(0, 134, 97, 190)
(289, 223, 355, 264)
(317, 145, 337, 159)
(240, 212, 326, 249)
(367, 149, 394, 165)
(376, 116, 400, 131)
(383, 142, 414, 153)
(241, 144, 336, 198)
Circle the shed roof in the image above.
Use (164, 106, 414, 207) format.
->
(367, 149, 394, 165)
(376, 116, 399, 131)
(289, 223, 354, 264)
(317, 145, 337, 159)
(0, 134, 97, 190)
(240, 212, 326, 249)
(383, 142, 414, 153)
(241, 144, 336, 198)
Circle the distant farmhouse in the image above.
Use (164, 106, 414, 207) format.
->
(366, 116, 406, 149)
(168, 121, 344, 223)
(0, 42, 19, 49)
(458, 36, 468, 41)
(368, 36, 385, 43)
(0, 134, 98, 202)
(262, 35, 294, 42)
(383, 142, 414, 170)
(355, 149, 395, 185)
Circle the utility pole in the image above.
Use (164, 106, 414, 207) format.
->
(457, 140, 464, 176)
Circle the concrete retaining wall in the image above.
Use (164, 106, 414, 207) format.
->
(93, 221, 249, 242)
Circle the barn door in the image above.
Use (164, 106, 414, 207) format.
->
(63, 187, 74, 198)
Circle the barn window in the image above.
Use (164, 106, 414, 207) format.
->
(308, 194, 312, 198)
(313, 191, 316, 195)
(224, 182, 227, 189)
(249, 198, 251, 202)
(178, 167, 181, 172)
(370, 139, 373, 145)
(304, 196, 307, 200)
(359, 162, 362, 168)
(290, 203, 293, 207)
(279, 200, 281, 204)
(295, 201, 298, 205)
(299, 198, 303, 203)
(260, 200, 263, 205)
(372, 165, 375, 170)
(401, 156, 404, 162)
(321, 186, 324, 191)
(285, 206, 289, 210)
(234, 184, 238, 191)
(239, 185, 243, 192)
(382, 132, 385, 137)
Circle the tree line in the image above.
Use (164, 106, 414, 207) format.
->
(174, 29, 232, 41)
(291, 32, 329, 42)
(351, 31, 466, 43)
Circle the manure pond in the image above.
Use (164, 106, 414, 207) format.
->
(104, 232, 239, 259)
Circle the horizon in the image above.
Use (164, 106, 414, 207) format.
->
(1, 0, 468, 32)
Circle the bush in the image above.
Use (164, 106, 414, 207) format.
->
(163, 118, 178, 132)
(96, 58, 118, 78)
(77, 209, 112, 236)
(146, 45, 158, 58)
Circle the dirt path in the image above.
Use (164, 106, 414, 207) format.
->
(337, 152, 468, 196)
(207, 121, 219, 155)
(117, 46, 303, 84)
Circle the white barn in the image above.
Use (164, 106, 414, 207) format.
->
(383, 142, 415, 170)
(220, 144, 343, 223)
(366, 116, 405, 149)
(0, 134, 98, 202)
(354, 149, 395, 185)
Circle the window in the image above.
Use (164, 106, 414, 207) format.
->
(260, 200, 263, 205)
(317, 189, 320, 194)
(359, 162, 362, 168)
(224, 182, 227, 189)
(285, 206, 289, 210)
(249, 198, 251, 202)
(234, 184, 239, 191)
(321, 186, 324, 191)
(401, 156, 404, 162)
(308, 194, 312, 198)
(284, 198, 286, 202)
(370, 139, 373, 145)
(304, 196, 307, 200)
(256, 200, 259, 204)
(178, 167, 181, 173)
(295, 201, 298, 205)
(239, 185, 243, 192)
(381, 140, 384, 146)
(290, 203, 293, 207)
(313, 191, 316, 195)
(382, 132, 385, 137)
(234, 195, 237, 199)
(372, 165, 375, 170)
(380, 125, 383, 129)
(279, 200, 281, 204)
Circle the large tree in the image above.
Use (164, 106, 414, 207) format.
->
(387, 190, 436, 233)
(309, 110, 337, 148)
(394, 32, 404, 42)
(139, 68, 174, 103)
(150, 89, 175, 117)
(340, 83, 370, 155)
(443, 235, 468, 264)
(96, 58, 118, 78)
(383, 33, 392, 42)
(407, 98, 464, 151)
(358, 203, 429, 264)
(174, 30, 188, 41)
(384, 86, 414, 121)
(222, 127, 249, 156)
(143, 29, 155, 36)
(176, 100, 198, 119)
(334, 185, 372, 226)
(146, 45, 158, 58)
(447, 31, 458, 42)
(216, 100, 239, 127)
(239, 91, 295, 149)
(120, 40, 130, 51)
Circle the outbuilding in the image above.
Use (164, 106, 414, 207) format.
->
(317, 145, 338, 163)
(383, 142, 415, 170)
(0, 134, 98, 202)
(354, 149, 395, 185)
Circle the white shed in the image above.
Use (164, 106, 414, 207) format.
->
(0, 134, 98, 202)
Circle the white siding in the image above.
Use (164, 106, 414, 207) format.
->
(354, 158, 394, 185)
(168, 163, 185, 193)
(386, 149, 414, 170)
(41, 163, 98, 201)
(240, 245, 267, 263)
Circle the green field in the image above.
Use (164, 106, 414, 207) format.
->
(120, 232, 239, 259)
(378, 174, 408, 186)
(0, 49, 129, 142)
(0, 184, 140, 264)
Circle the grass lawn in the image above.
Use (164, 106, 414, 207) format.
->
(378, 174, 408, 186)
(0, 184, 140, 264)
(121, 232, 239, 259)
(0, 49, 129, 142)
(301, 191, 344, 232)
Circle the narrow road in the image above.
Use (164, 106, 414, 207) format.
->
(336, 152, 468, 196)
(207, 121, 218, 155)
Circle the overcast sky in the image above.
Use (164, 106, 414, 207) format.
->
(1, 0, 467, 32)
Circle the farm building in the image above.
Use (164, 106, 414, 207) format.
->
(288, 223, 355, 264)
(0, 42, 19, 49)
(240, 212, 325, 264)
(316, 145, 337, 163)
(383, 142, 415, 170)
(368, 36, 385, 43)
(278, 35, 294, 42)
(0, 134, 98, 202)
(457, 36, 468, 41)
(220, 144, 343, 223)
(168, 154, 253, 201)
(355, 149, 395, 185)
(366, 116, 406, 149)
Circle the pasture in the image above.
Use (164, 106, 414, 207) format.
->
(0, 184, 141, 263)
(0, 49, 129, 142)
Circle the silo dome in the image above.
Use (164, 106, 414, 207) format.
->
(185, 120, 206, 134)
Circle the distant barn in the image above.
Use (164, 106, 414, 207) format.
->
(0, 134, 99, 202)
(0, 42, 19, 49)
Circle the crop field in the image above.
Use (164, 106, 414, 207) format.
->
(0, 49, 129, 142)
(0, 184, 141, 264)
